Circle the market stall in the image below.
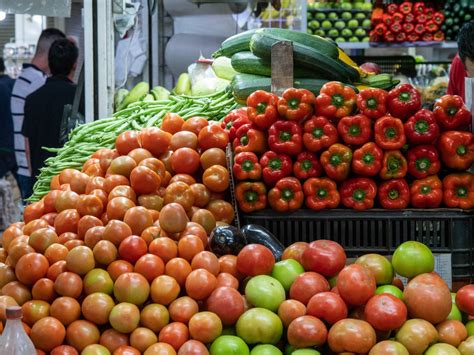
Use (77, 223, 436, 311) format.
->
(1, 0, 474, 354)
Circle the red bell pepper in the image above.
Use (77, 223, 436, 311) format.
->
(315, 81, 357, 120)
(416, 14, 427, 24)
(433, 12, 445, 26)
(374, 116, 406, 150)
(413, 2, 425, 15)
(293, 152, 322, 180)
(374, 23, 388, 36)
(260, 151, 293, 186)
(371, 8, 384, 25)
(422, 33, 433, 42)
(405, 13, 415, 23)
(434, 31, 445, 42)
(378, 178, 410, 209)
(404, 109, 440, 145)
(277, 88, 315, 122)
(337, 114, 372, 146)
(352, 142, 383, 177)
(433, 95, 472, 131)
(443, 173, 474, 209)
(320, 143, 353, 182)
(438, 131, 474, 170)
(399, 2, 412, 15)
(340, 177, 377, 210)
(392, 12, 404, 23)
(396, 32, 407, 43)
(403, 23, 415, 34)
(426, 20, 439, 34)
(302, 116, 339, 153)
(268, 177, 304, 212)
(425, 7, 434, 20)
(233, 152, 262, 181)
(247, 90, 279, 130)
(222, 108, 251, 142)
(268, 121, 303, 156)
(390, 22, 403, 34)
(356, 88, 388, 120)
(380, 150, 408, 180)
(411, 176, 443, 208)
(303, 177, 340, 211)
(387, 84, 422, 120)
(235, 182, 267, 213)
(370, 31, 381, 43)
(415, 23, 426, 36)
(233, 123, 267, 154)
(407, 145, 441, 179)
(384, 31, 396, 42)
(408, 34, 420, 42)
(387, 3, 398, 15)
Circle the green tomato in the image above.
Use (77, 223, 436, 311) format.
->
(245, 275, 286, 312)
(236, 308, 283, 345)
(83, 268, 114, 295)
(425, 343, 460, 354)
(375, 285, 404, 299)
(356, 254, 394, 285)
(447, 303, 463, 321)
(291, 350, 321, 355)
(250, 344, 283, 355)
(466, 320, 474, 336)
(210, 335, 250, 355)
(271, 259, 304, 292)
(82, 344, 111, 355)
(392, 241, 434, 278)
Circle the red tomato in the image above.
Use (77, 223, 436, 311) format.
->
(277, 299, 307, 328)
(162, 113, 185, 135)
(106, 197, 136, 221)
(206, 287, 245, 326)
(306, 291, 348, 325)
(287, 315, 327, 348)
(337, 264, 376, 306)
(215, 273, 239, 289)
(107, 260, 134, 282)
(178, 235, 204, 262)
(185, 268, 217, 301)
(178, 340, 209, 355)
(200, 148, 227, 171)
(169, 296, 199, 324)
(170, 148, 201, 175)
(108, 185, 137, 203)
(165, 258, 192, 287)
(150, 275, 180, 306)
(15, 253, 49, 285)
(140, 127, 172, 157)
(30, 317, 66, 352)
(182, 116, 208, 136)
(302, 240, 346, 277)
(104, 175, 130, 193)
(364, 294, 407, 331)
(158, 322, 189, 351)
(77, 215, 103, 240)
(123, 206, 153, 236)
(328, 319, 376, 353)
(128, 148, 153, 164)
(188, 311, 222, 344)
(139, 157, 166, 180)
(149, 237, 178, 263)
(191, 251, 220, 276)
(130, 166, 161, 195)
(134, 254, 165, 282)
(77, 195, 103, 217)
(118, 236, 148, 264)
(171, 131, 198, 151)
(289, 272, 330, 305)
(54, 209, 80, 235)
(456, 284, 474, 316)
(281, 243, 309, 265)
(198, 125, 229, 151)
(236, 244, 275, 277)
(103, 220, 132, 246)
(436, 319, 468, 347)
(115, 130, 141, 155)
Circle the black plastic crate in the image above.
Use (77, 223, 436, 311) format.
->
(240, 209, 474, 281)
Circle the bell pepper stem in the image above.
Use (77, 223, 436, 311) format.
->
(420, 185, 431, 194)
(269, 158, 282, 171)
(281, 188, 294, 201)
(456, 186, 468, 197)
(242, 160, 254, 172)
(353, 189, 366, 201)
(349, 124, 361, 136)
(279, 131, 292, 142)
(388, 189, 399, 200)
(245, 191, 258, 202)
(366, 98, 378, 109)
(363, 153, 374, 165)
(415, 120, 429, 133)
(301, 160, 313, 172)
(456, 145, 467, 156)
(312, 128, 323, 138)
(332, 94, 345, 107)
(416, 158, 431, 172)
(317, 189, 328, 198)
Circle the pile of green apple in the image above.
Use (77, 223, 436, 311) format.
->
(210, 239, 474, 354)
(307, 1, 372, 43)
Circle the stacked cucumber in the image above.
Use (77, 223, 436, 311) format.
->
(213, 29, 360, 103)
(442, 0, 474, 41)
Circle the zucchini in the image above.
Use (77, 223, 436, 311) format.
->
(250, 32, 359, 83)
(231, 51, 333, 79)
(213, 30, 258, 58)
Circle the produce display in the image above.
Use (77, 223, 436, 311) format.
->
(442, 0, 474, 41)
(307, 0, 373, 43)
(371, 2, 445, 43)
(228, 83, 474, 212)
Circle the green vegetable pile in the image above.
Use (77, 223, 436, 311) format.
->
(30, 89, 237, 202)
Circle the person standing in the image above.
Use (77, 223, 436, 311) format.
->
(10, 28, 65, 201)
(22, 38, 82, 184)
(0, 58, 16, 179)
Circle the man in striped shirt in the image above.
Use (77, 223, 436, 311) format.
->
(10, 28, 65, 201)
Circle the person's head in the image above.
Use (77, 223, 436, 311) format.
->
(32, 28, 66, 73)
(0, 57, 5, 74)
(458, 21, 474, 77)
(48, 38, 79, 77)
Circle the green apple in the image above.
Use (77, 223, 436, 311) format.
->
(362, 36, 370, 42)
(309, 20, 320, 29)
(348, 19, 359, 28)
(328, 29, 339, 37)
(245, 275, 285, 312)
(362, 2, 373, 11)
(314, 29, 325, 37)
(355, 12, 367, 20)
(466, 320, 474, 336)
(306, 29, 313, 34)
(315, 13, 326, 21)
(349, 36, 359, 42)
(335, 21, 346, 30)
(362, 19, 372, 28)
(250, 344, 283, 355)
(341, 3, 352, 10)
(342, 29, 353, 38)
(335, 37, 346, 43)
(321, 20, 332, 29)
(306, 12, 312, 20)
(355, 28, 367, 37)
(376, 285, 404, 299)
(341, 11, 352, 20)
(271, 259, 304, 291)
(210, 335, 250, 355)
(328, 12, 338, 20)
(236, 308, 283, 344)
(354, 2, 365, 10)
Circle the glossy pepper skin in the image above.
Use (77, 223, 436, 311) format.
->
(433, 12, 444, 26)
(247, 90, 279, 130)
(233, 152, 262, 181)
(337, 114, 372, 146)
(315, 81, 357, 120)
(411, 175, 443, 208)
(221, 108, 249, 141)
(340, 177, 377, 210)
(233, 123, 267, 154)
(277, 88, 315, 122)
(407, 145, 441, 179)
(235, 182, 267, 213)
(413, 2, 425, 14)
(356, 89, 388, 120)
(303, 177, 340, 210)
(387, 84, 422, 120)
(302, 116, 338, 152)
(378, 179, 410, 209)
(260, 151, 293, 186)
(433, 95, 472, 131)
(320, 143, 353, 182)
(268, 177, 304, 212)
(380, 150, 408, 180)
(438, 131, 474, 170)
(374, 116, 406, 150)
(352, 142, 383, 177)
(293, 152, 322, 180)
(399, 1, 412, 15)
(268, 121, 303, 156)
(404, 109, 439, 145)
(443, 173, 474, 209)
